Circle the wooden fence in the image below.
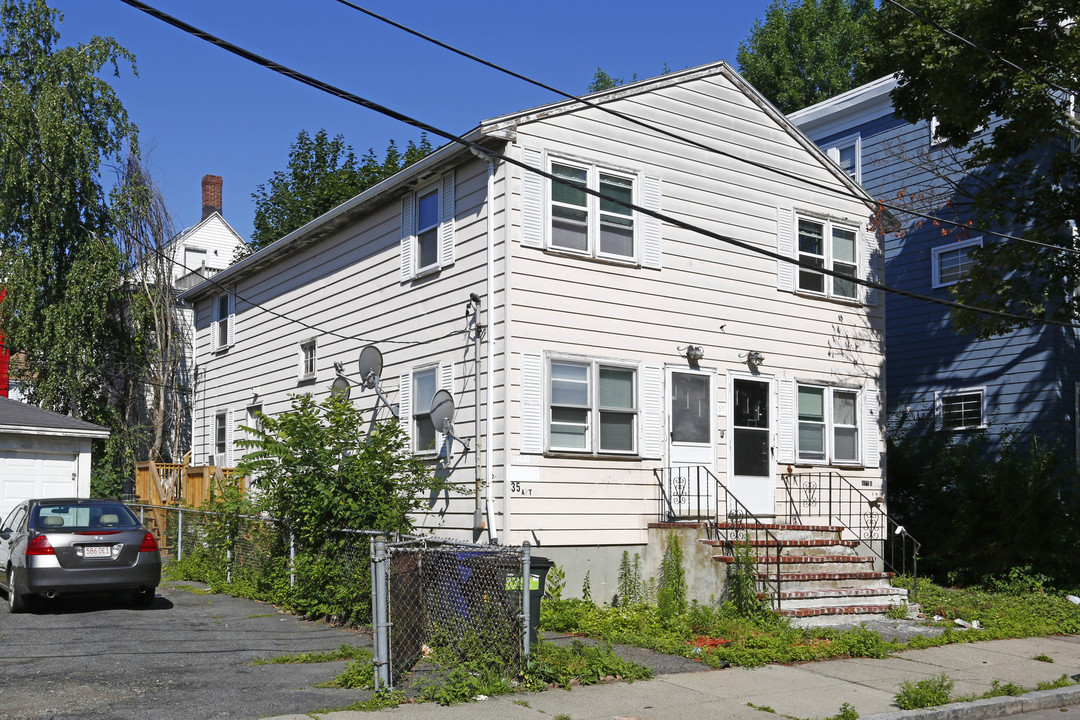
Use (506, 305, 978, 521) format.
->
(133, 461, 244, 549)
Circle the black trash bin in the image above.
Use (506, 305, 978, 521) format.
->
(505, 555, 553, 647)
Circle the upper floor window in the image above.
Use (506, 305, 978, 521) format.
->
(298, 338, 317, 381)
(797, 216, 859, 300)
(549, 358, 637, 455)
(412, 366, 439, 455)
(550, 161, 635, 261)
(932, 238, 982, 288)
(400, 171, 455, 282)
(826, 135, 861, 184)
(797, 385, 860, 465)
(211, 290, 234, 352)
(937, 388, 985, 430)
(184, 247, 207, 272)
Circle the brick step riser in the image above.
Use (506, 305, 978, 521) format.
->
(723, 561, 874, 575)
(707, 544, 862, 558)
(779, 606, 897, 619)
(759, 577, 896, 592)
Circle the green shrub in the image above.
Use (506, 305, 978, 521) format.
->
(895, 673, 954, 710)
(657, 531, 687, 618)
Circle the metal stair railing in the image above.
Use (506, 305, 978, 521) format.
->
(780, 471, 921, 604)
(655, 466, 783, 611)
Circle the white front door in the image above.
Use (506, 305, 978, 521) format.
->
(665, 368, 715, 518)
(729, 376, 775, 516)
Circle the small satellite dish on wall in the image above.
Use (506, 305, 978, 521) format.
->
(330, 374, 351, 401)
(357, 345, 383, 389)
(429, 389, 456, 433)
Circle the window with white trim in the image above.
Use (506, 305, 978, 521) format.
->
(298, 338, 317, 381)
(549, 358, 637, 454)
(211, 290, 234, 352)
(797, 385, 860, 465)
(826, 135, 861, 184)
(932, 238, 982, 287)
(214, 410, 232, 466)
(412, 366, 438, 454)
(549, 159, 636, 261)
(797, 216, 859, 300)
(400, 171, 454, 281)
(938, 388, 985, 430)
(184, 246, 207, 272)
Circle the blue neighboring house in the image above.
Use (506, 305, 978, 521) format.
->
(789, 75, 1080, 460)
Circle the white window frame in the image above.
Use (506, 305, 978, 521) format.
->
(932, 237, 982, 288)
(826, 134, 861, 184)
(400, 171, 454, 282)
(546, 355, 639, 456)
(298, 337, 317, 382)
(546, 156, 638, 264)
(411, 365, 440, 456)
(796, 384, 862, 466)
(210, 289, 234, 352)
(213, 409, 233, 467)
(795, 214, 861, 301)
(183, 246, 207, 272)
(936, 387, 986, 431)
(413, 182, 441, 277)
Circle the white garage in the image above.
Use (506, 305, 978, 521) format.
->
(0, 397, 110, 520)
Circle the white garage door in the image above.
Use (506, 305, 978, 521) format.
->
(0, 450, 80, 520)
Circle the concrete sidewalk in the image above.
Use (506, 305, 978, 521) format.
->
(267, 635, 1080, 720)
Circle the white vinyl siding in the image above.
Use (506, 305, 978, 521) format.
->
(400, 170, 455, 282)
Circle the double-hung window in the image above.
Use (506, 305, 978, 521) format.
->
(415, 185, 441, 274)
(932, 238, 982, 287)
(211, 290, 235, 352)
(797, 385, 860, 465)
(549, 160, 636, 261)
(549, 359, 637, 454)
(412, 366, 438, 454)
(937, 388, 984, 430)
(797, 216, 859, 300)
(214, 409, 233, 467)
(400, 171, 455, 281)
(298, 338, 317, 381)
(826, 135, 861, 184)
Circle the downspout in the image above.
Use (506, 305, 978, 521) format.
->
(483, 155, 499, 543)
(501, 148, 514, 543)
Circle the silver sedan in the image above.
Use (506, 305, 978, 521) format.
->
(0, 498, 161, 612)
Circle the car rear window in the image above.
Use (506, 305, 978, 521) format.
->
(30, 503, 140, 531)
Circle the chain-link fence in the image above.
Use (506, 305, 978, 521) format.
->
(371, 536, 541, 689)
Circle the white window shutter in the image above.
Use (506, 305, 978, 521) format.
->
(210, 316, 219, 353)
(398, 372, 413, 448)
(400, 194, 414, 283)
(225, 409, 235, 467)
(226, 291, 235, 347)
(642, 365, 664, 459)
(641, 175, 663, 269)
(777, 379, 795, 464)
(520, 352, 543, 454)
(864, 388, 881, 468)
(520, 147, 544, 249)
(439, 171, 456, 268)
(777, 206, 794, 292)
(437, 361, 454, 452)
(862, 226, 879, 306)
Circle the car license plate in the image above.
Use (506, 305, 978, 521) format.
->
(84, 545, 112, 558)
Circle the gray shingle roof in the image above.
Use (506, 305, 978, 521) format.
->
(0, 397, 110, 437)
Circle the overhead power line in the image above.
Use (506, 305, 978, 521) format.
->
(332, 0, 1080, 257)
(118, 0, 1080, 333)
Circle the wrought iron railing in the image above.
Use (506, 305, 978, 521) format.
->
(780, 471, 921, 603)
(654, 466, 783, 610)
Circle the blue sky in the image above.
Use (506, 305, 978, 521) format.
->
(52, 0, 774, 243)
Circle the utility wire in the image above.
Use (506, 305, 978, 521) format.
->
(119, 0, 1080, 332)
(331, 0, 1080, 257)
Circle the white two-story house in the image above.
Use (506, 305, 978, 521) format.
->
(181, 61, 885, 603)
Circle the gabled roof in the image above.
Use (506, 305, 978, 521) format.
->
(0, 397, 110, 439)
(181, 60, 875, 302)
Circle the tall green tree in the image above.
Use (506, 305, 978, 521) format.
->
(245, 129, 433, 257)
(737, 0, 888, 113)
(874, 0, 1080, 337)
(0, 0, 139, 490)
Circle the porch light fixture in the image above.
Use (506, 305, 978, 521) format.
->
(744, 351, 765, 368)
(679, 345, 705, 362)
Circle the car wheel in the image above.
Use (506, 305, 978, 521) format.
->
(131, 587, 155, 608)
(6, 567, 25, 614)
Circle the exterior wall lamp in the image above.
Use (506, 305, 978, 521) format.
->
(679, 345, 705, 363)
(744, 351, 765, 368)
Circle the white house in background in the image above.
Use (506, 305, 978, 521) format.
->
(181, 61, 884, 600)
(0, 397, 110, 519)
(171, 175, 247, 290)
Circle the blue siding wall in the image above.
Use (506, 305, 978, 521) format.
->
(798, 103, 1080, 460)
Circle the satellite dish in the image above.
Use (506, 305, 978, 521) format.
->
(429, 389, 455, 433)
(330, 375, 351, 401)
(357, 345, 383, 389)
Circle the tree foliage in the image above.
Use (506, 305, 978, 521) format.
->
(874, 0, 1080, 336)
(245, 129, 433, 257)
(737, 0, 889, 113)
(0, 0, 140, 491)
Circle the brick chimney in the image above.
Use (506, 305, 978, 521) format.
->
(201, 174, 223, 220)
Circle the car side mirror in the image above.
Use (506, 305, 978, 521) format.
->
(0, 529, 11, 540)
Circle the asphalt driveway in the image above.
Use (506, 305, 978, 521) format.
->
(0, 580, 372, 720)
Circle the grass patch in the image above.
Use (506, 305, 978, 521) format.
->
(1037, 674, 1076, 691)
(251, 643, 370, 666)
(1034, 654, 1055, 663)
(895, 673, 954, 710)
(245, 613, 276, 619)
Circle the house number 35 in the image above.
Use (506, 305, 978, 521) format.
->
(510, 481, 532, 495)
